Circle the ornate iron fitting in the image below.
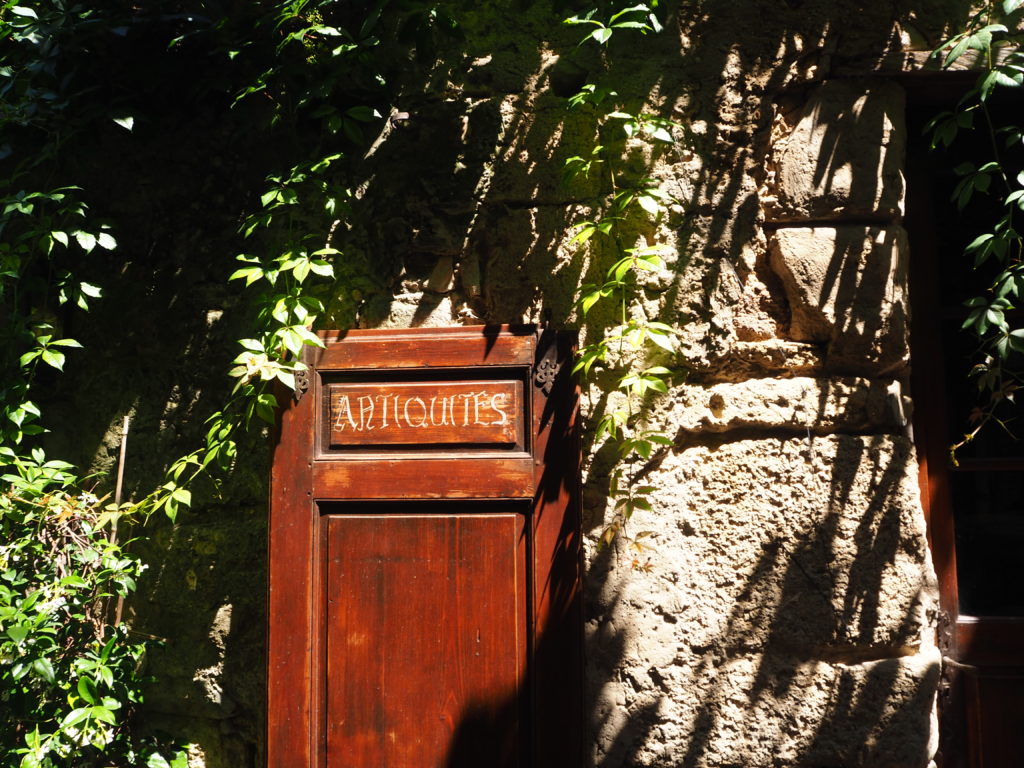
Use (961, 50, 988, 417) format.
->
(294, 366, 311, 403)
(534, 352, 559, 396)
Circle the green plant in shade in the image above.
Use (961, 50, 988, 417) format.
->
(927, 0, 1024, 459)
(0, 182, 187, 764)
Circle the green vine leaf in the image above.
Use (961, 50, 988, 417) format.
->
(563, 2, 679, 558)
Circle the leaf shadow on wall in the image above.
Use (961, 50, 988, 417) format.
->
(30, 0, 970, 765)
(669, 434, 939, 767)
(420, 1, 967, 766)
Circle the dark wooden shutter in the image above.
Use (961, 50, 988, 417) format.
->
(268, 326, 582, 768)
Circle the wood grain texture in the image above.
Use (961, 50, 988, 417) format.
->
(311, 457, 535, 500)
(315, 327, 535, 371)
(325, 514, 526, 768)
(327, 380, 522, 448)
(269, 326, 582, 768)
(907, 161, 960, 619)
(267, 384, 316, 768)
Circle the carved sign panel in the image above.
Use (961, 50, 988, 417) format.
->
(327, 380, 522, 447)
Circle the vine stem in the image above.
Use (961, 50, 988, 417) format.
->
(981, 101, 1009, 188)
(111, 414, 130, 626)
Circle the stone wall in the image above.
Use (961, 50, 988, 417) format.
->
(340, 6, 946, 766)
(577, 73, 939, 768)
(52, 2, 979, 766)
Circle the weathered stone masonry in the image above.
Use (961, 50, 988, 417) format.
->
(581, 74, 939, 767)
(91, 5, 968, 766)
(356, 69, 940, 768)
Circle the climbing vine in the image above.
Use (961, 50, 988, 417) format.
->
(561, 1, 684, 566)
(928, 0, 1024, 459)
(0, 1, 452, 765)
(0, 185, 162, 766)
(4, 2, 1022, 764)
(0, 5, 179, 764)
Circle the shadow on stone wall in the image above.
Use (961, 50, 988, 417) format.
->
(669, 434, 938, 767)
(431, 429, 938, 767)
(355, 1, 964, 765)
(32, 0, 974, 765)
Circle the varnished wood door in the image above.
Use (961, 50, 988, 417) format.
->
(267, 326, 582, 768)
(322, 511, 527, 768)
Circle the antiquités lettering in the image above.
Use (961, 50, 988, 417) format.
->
(333, 390, 509, 432)
(326, 380, 522, 447)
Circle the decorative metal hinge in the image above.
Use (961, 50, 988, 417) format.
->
(937, 609, 954, 658)
(937, 609, 958, 712)
(535, 357, 558, 395)
(534, 334, 559, 396)
(294, 366, 311, 403)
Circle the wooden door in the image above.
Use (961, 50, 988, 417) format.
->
(267, 326, 582, 768)
(323, 511, 527, 768)
(908, 130, 1024, 768)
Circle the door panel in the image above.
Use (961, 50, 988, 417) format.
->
(907, 123, 1024, 767)
(965, 671, 1024, 768)
(267, 327, 582, 768)
(324, 513, 527, 768)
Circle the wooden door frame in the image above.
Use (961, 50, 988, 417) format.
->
(267, 325, 583, 768)
(906, 142, 966, 765)
(906, 106, 1024, 768)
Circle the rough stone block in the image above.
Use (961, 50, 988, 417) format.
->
(584, 434, 937, 766)
(671, 376, 902, 434)
(424, 255, 456, 293)
(589, 649, 939, 767)
(770, 225, 909, 375)
(768, 79, 906, 221)
(706, 340, 825, 381)
(375, 291, 459, 327)
(611, 434, 934, 654)
(470, 203, 593, 324)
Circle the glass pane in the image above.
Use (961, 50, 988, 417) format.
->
(922, 103, 1024, 616)
(951, 471, 1024, 615)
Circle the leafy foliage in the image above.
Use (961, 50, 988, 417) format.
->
(138, 155, 343, 524)
(0, 0, 452, 763)
(0, 451, 153, 767)
(0, 117, 173, 759)
(0, 144, 184, 768)
(562, 1, 681, 568)
(564, 3, 662, 45)
(928, 1, 1024, 459)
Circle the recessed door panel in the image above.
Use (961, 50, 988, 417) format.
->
(324, 513, 526, 768)
(268, 327, 581, 768)
(966, 671, 1024, 768)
